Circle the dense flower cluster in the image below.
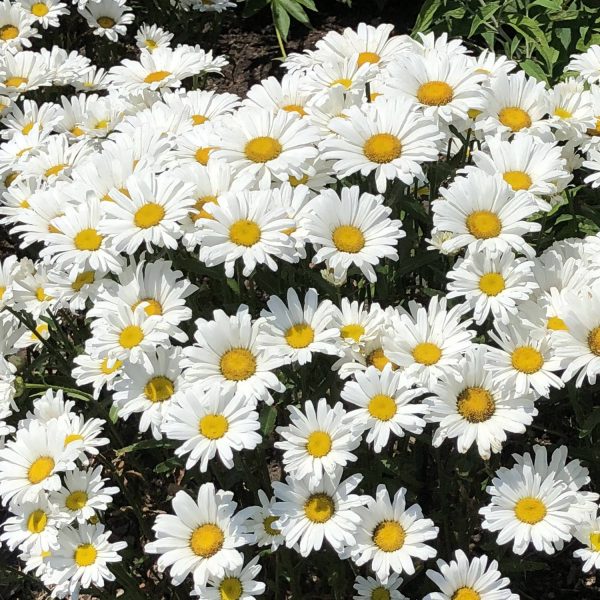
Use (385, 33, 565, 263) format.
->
(1, 1, 600, 597)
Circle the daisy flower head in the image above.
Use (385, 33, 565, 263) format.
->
(258, 287, 339, 366)
(473, 49, 517, 80)
(384, 52, 486, 124)
(431, 170, 542, 258)
(271, 470, 366, 557)
(353, 573, 408, 600)
(486, 321, 564, 398)
(112, 346, 184, 440)
(341, 365, 429, 453)
(72, 351, 123, 400)
(50, 465, 118, 524)
(424, 549, 519, 600)
(0, 419, 79, 505)
(477, 71, 550, 138)
(135, 23, 173, 52)
(182, 305, 285, 404)
(383, 295, 475, 389)
(145, 483, 251, 586)
(573, 513, 600, 572)
(49, 523, 127, 597)
(19, 0, 69, 29)
(0, 0, 38, 52)
(162, 385, 261, 472)
(545, 78, 594, 141)
(192, 555, 266, 600)
(479, 449, 580, 555)
(425, 345, 537, 459)
(275, 398, 360, 485)
(212, 107, 319, 189)
(0, 51, 53, 96)
(165, 88, 240, 128)
(80, 0, 134, 42)
(350, 484, 438, 581)
(99, 171, 196, 254)
(330, 298, 385, 355)
(321, 97, 442, 193)
(196, 189, 297, 278)
(301, 57, 376, 96)
(568, 44, 600, 84)
(304, 186, 405, 283)
(304, 85, 362, 138)
(446, 247, 537, 325)
(408, 31, 470, 58)
(243, 489, 284, 551)
(243, 71, 313, 117)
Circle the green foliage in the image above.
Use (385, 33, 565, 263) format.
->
(244, 0, 317, 44)
(414, 0, 600, 81)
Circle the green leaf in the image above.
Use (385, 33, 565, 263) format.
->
(272, 2, 291, 40)
(295, 0, 317, 11)
(529, 0, 562, 9)
(520, 58, 548, 82)
(413, 0, 443, 33)
(277, 0, 310, 25)
(115, 438, 174, 457)
(109, 404, 119, 424)
(260, 405, 278, 436)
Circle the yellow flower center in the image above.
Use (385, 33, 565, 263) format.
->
(304, 493, 335, 523)
(5, 76, 27, 88)
(412, 342, 442, 366)
(144, 70, 171, 84)
(546, 316, 568, 331)
(587, 118, 600, 136)
(145, 38, 157, 50)
(133, 298, 163, 316)
(289, 173, 309, 187)
(478, 272, 505, 296)
(191, 195, 217, 222)
(74, 228, 103, 251)
(100, 357, 122, 375)
(498, 106, 532, 132)
(229, 219, 261, 247)
(192, 114, 207, 125)
(553, 107, 572, 119)
(330, 78, 352, 89)
(134, 202, 165, 228)
(466, 210, 502, 239)
(514, 497, 547, 524)
(70, 125, 84, 137)
(0, 286, 5, 299)
(306, 431, 332, 458)
(363, 133, 402, 164)
(36, 287, 51, 302)
(22, 121, 34, 135)
(97, 16, 115, 28)
(589, 532, 600, 551)
(417, 80, 454, 106)
(332, 225, 365, 253)
(511, 346, 544, 374)
(368, 394, 397, 421)
(456, 387, 495, 423)
(219, 577, 243, 600)
(244, 136, 282, 163)
(45, 164, 66, 178)
(372, 520, 406, 552)
(282, 104, 306, 116)
(357, 51, 380, 66)
(65, 490, 88, 511)
(20, 199, 30, 208)
(452, 588, 481, 600)
(199, 414, 229, 439)
(367, 348, 396, 371)
(27, 509, 48, 533)
(190, 523, 224, 557)
(340, 323, 365, 343)
(587, 326, 600, 356)
(28, 456, 55, 484)
(468, 108, 482, 119)
(263, 515, 280, 536)
(74, 544, 97, 566)
(220, 348, 257, 381)
(0, 24, 19, 41)
(64, 433, 83, 446)
(119, 325, 144, 349)
(371, 587, 391, 600)
(72, 271, 95, 291)
(144, 376, 174, 403)
(195, 147, 214, 165)
(503, 170, 532, 191)
(284, 323, 315, 349)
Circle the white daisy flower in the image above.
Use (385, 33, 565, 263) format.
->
(425, 345, 537, 459)
(164, 88, 240, 128)
(349, 484, 438, 581)
(574, 513, 600, 572)
(424, 549, 519, 600)
(272, 470, 366, 557)
(330, 298, 385, 356)
(0, 51, 53, 95)
(275, 398, 360, 485)
(258, 288, 340, 366)
(304, 186, 405, 283)
(243, 71, 313, 117)
(431, 170, 542, 258)
(0, 0, 38, 52)
(242, 489, 284, 551)
(19, 0, 69, 29)
(341, 365, 428, 453)
(72, 352, 123, 400)
(301, 57, 376, 96)
(545, 78, 594, 141)
(58, 412, 110, 464)
(568, 44, 600, 83)
(80, 0, 134, 42)
(446, 247, 537, 325)
(321, 97, 441, 193)
(134, 23, 173, 52)
(353, 573, 408, 600)
(145, 483, 251, 586)
(182, 305, 285, 404)
(162, 385, 261, 472)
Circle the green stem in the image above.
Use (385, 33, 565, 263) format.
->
(274, 24, 287, 60)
